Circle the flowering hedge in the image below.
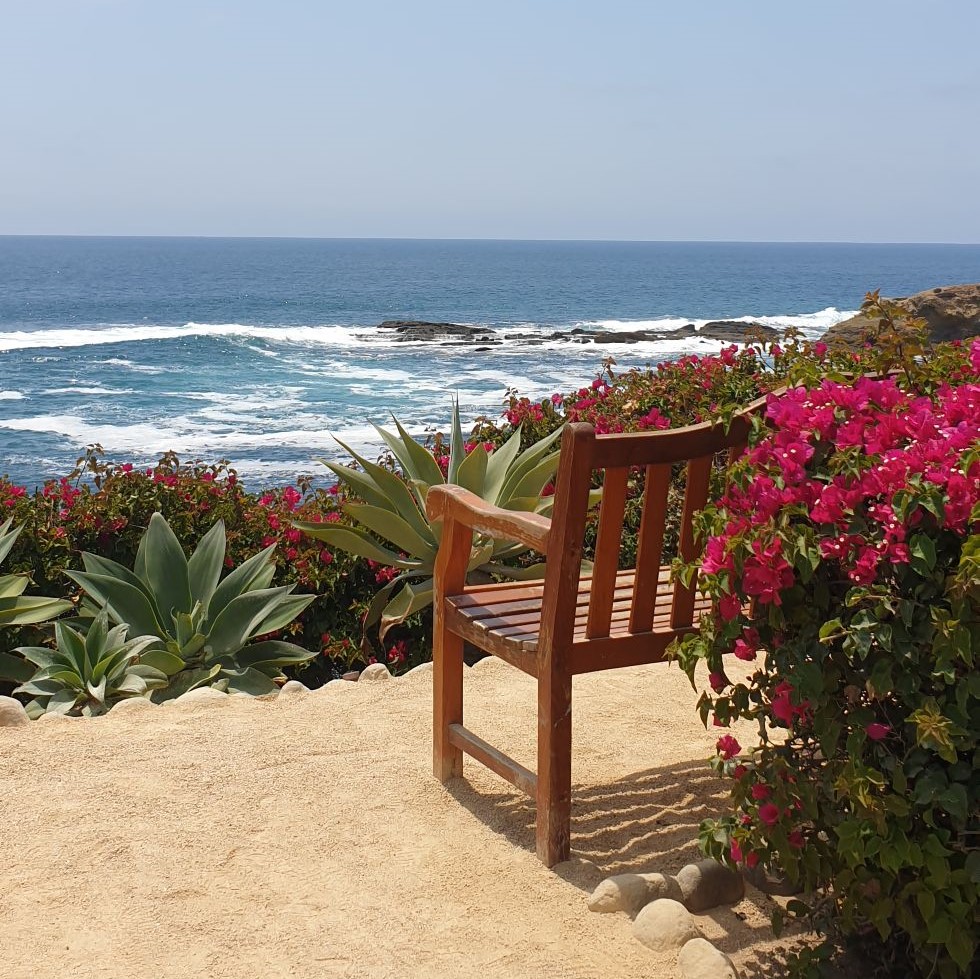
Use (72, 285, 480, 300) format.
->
(673, 346, 980, 977)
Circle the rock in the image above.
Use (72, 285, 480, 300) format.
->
(174, 686, 227, 704)
(402, 661, 433, 679)
(631, 898, 702, 951)
(358, 663, 391, 683)
(587, 872, 682, 915)
(0, 696, 30, 727)
(36, 711, 76, 723)
(278, 680, 309, 696)
(741, 861, 804, 896)
(678, 938, 739, 979)
(375, 320, 489, 342)
(823, 283, 980, 346)
(341, 671, 360, 682)
(110, 697, 154, 714)
(699, 321, 778, 342)
(676, 859, 746, 912)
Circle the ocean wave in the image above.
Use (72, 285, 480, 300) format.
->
(42, 386, 136, 396)
(0, 308, 856, 353)
(0, 391, 25, 400)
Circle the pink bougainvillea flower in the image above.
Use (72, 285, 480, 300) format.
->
(718, 592, 742, 622)
(709, 671, 726, 693)
(733, 637, 757, 661)
(730, 839, 744, 863)
(716, 734, 741, 759)
(758, 803, 781, 826)
(750, 783, 771, 801)
(866, 722, 891, 741)
(788, 830, 805, 849)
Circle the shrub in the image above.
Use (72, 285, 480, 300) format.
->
(673, 351, 980, 977)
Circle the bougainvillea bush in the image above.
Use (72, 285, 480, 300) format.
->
(673, 349, 980, 977)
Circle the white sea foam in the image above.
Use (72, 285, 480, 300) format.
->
(0, 391, 25, 400)
(42, 386, 135, 396)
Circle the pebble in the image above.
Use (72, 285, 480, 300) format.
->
(676, 859, 746, 912)
(631, 898, 702, 951)
(0, 696, 30, 727)
(358, 663, 391, 683)
(278, 680, 310, 696)
(678, 938, 739, 979)
(587, 872, 681, 915)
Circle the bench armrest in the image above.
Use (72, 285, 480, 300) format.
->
(426, 484, 551, 553)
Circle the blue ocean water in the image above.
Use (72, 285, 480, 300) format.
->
(1, 237, 978, 489)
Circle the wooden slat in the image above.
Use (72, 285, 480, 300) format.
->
(586, 467, 630, 639)
(427, 484, 551, 552)
(629, 463, 672, 633)
(671, 454, 712, 629)
(448, 724, 538, 798)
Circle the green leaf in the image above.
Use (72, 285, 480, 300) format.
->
(483, 427, 525, 504)
(139, 647, 187, 676)
(909, 533, 937, 574)
(208, 545, 277, 622)
(231, 640, 316, 669)
(205, 587, 297, 659)
(0, 595, 73, 626)
(142, 513, 193, 620)
(0, 649, 35, 682)
(251, 591, 316, 637)
(0, 574, 29, 599)
(378, 418, 445, 488)
(219, 666, 279, 696)
(316, 459, 390, 510)
(187, 520, 226, 609)
(379, 578, 434, 642)
(64, 571, 164, 639)
(447, 399, 467, 485)
(456, 443, 489, 497)
(342, 503, 438, 559)
(293, 525, 421, 569)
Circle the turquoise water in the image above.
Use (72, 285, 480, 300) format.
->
(1, 237, 978, 488)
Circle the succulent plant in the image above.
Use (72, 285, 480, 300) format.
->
(0, 517, 73, 683)
(65, 513, 316, 697)
(296, 403, 565, 644)
(14, 609, 166, 717)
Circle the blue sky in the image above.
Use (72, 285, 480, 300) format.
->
(2, 1, 978, 241)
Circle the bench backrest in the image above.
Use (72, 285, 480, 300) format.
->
(537, 396, 767, 654)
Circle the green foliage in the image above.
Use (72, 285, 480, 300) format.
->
(14, 609, 165, 717)
(297, 402, 564, 647)
(672, 340, 980, 979)
(66, 513, 317, 697)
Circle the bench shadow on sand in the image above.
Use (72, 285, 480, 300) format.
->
(447, 759, 803, 977)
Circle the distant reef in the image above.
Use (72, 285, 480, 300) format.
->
(371, 319, 779, 346)
(822, 283, 980, 346)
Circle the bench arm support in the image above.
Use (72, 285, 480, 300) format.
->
(426, 484, 551, 553)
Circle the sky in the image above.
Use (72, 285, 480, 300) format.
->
(1, 0, 978, 242)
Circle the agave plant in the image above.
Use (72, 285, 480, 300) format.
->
(296, 403, 566, 644)
(0, 517, 73, 683)
(65, 513, 316, 697)
(14, 610, 167, 717)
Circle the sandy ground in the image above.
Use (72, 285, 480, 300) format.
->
(0, 657, 799, 979)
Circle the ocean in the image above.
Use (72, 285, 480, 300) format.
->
(1, 237, 978, 490)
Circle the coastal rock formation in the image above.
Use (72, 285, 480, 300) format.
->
(370, 319, 780, 346)
(823, 283, 980, 346)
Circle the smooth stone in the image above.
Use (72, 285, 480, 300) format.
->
(341, 671, 360, 682)
(0, 696, 30, 727)
(632, 898, 702, 952)
(174, 686, 228, 704)
(278, 680, 310, 696)
(36, 711, 76, 723)
(676, 859, 746, 912)
(678, 938, 739, 979)
(402, 661, 433, 679)
(587, 872, 682, 915)
(358, 663, 391, 683)
(110, 697, 154, 713)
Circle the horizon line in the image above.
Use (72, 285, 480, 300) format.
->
(1, 234, 979, 247)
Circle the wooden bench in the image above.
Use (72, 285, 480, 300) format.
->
(425, 399, 766, 866)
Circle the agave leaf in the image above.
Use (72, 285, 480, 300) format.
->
(205, 587, 297, 659)
(0, 575, 29, 599)
(467, 540, 496, 573)
(54, 620, 87, 668)
(208, 545, 277, 622)
(251, 592, 316, 638)
(127, 663, 170, 685)
(0, 519, 23, 564)
(341, 503, 438, 559)
(219, 666, 279, 696)
(379, 578, 434, 643)
(134, 530, 149, 585)
(389, 417, 446, 487)
(331, 439, 433, 538)
(483, 426, 525, 503)
(11, 646, 62, 668)
(187, 520, 226, 610)
(456, 443, 489, 497)
(143, 513, 193, 620)
(361, 575, 405, 630)
(447, 399, 467, 485)
(151, 664, 221, 702)
(15, 676, 69, 697)
(501, 454, 562, 504)
(294, 524, 422, 569)
(86, 675, 108, 704)
(114, 674, 148, 696)
(231, 640, 316, 669)
(497, 427, 564, 502)
(483, 561, 548, 581)
(139, 647, 187, 676)
(47, 688, 80, 715)
(64, 571, 164, 638)
(84, 610, 109, 675)
(0, 649, 35, 682)
(316, 460, 389, 510)
(0, 595, 73, 626)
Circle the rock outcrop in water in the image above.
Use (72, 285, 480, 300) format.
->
(822, 284, 980, 346)
(369, 319, 780, 345)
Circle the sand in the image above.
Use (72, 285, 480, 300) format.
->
(0, 657, 799, 979)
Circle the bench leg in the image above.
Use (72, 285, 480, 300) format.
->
(433, 626, 464, 782)
(536, 664, 572, 865)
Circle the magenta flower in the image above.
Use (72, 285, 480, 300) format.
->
(866, 722, 890, 741)
(716, 734, 742, 760)
(758, 803, 780, 826)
